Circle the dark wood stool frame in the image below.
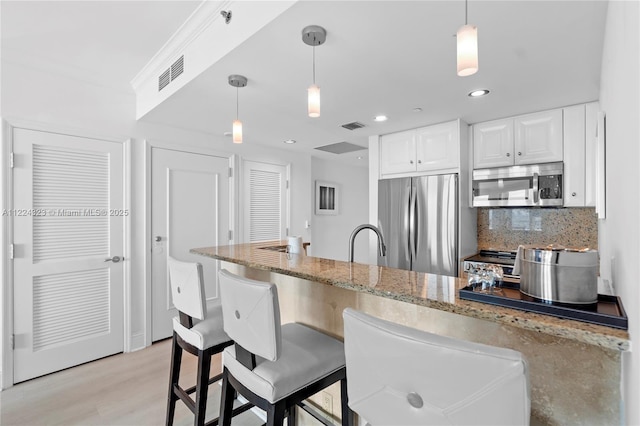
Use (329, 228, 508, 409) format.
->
(218, 344, 353, 426)
(166, 313, 253, 426)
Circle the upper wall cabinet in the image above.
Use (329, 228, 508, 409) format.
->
(380, 120, 461, 177)
(473, 109, 563, 169)
(563, 102, 598, 207)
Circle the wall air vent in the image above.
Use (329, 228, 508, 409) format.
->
(158, 55, 185, 91)
(158, 68, 171, 91)
(341, 121, 365, 131)
(171, 55, 184, 81)
(314, 142, 367, 154)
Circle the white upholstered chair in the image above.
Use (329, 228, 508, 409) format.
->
(165, 258, 252, 426)
(217, 269, 353, 426)
(342, 308, 530, 426)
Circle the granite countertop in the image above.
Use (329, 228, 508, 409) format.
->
(191, 241, 629, 351)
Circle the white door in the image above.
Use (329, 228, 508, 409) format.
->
(12, 128, 125, 383)
(151, 148, 230, 341)
(242, 160, 287, 243)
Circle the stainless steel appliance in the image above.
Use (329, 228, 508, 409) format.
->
(518, 245, 598, 305)
(378, 174, 458, 276)
(462, 250, 519, 283)
(472, 162, 563, 207)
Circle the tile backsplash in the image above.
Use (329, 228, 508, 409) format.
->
(477, 208, 598, 251)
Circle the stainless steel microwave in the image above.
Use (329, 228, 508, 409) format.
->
(472, 162, 563, 207)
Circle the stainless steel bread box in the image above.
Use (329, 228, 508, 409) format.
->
(519, 246, 599, 305)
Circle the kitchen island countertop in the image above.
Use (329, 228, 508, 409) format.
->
(191, 241, 629, 351)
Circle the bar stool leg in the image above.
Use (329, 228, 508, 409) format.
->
(166, 333, 183, 426)
(340, 377, 353, 426)
(266, 403, 286, 426)
(286, 405, 297, 426)
(219, 370, 236, 426)
(194, 349, 212, 426)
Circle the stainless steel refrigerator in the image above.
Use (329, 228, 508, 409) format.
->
(378, 174, 458, 276)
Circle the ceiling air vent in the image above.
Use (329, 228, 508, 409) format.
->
(341, 121, 365, 131)
(158, 55, 185, 92)
(314, 142, 367, 154)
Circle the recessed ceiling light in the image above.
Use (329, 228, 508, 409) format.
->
(374, 115, 388, 122)
(283, 139, 297, 144)
(356, 156, 364, 160)
(468, 89, 490, 97)
(412, 107, 423, 113)
(223, 131, 232, 137)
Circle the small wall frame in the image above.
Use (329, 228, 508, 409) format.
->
(315, 180, 339, 215)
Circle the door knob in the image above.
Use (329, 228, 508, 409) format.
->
(154, 236, 162, 242)
(104, 256, 122, 263)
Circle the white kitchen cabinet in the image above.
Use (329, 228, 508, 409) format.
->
(379, 130, 416, 175)
(473, 109, 563, 169)
(416, 121, 460, 172)
(514, 109, 563, 165)
(473, 119, 514, 168)
(563, 102, 598, 207)
(380, 121, 460, 177)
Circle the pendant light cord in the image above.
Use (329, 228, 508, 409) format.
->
(312, 44, 316, 85)
(465, 0, 468, 25)
(236, 86, 239, 120)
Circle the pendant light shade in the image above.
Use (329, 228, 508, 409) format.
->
(228, 74, 248, 144)
(232, 119, 242, 144)
(308, 84, 321, 118)
(457, 24, 478, 76)
(302, 25, 326, 118)
(457, 0, 478, 77)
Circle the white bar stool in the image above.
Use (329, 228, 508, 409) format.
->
(342, 308, 530, 426)
(217, 269, 353, 426)
(165, 258, 252, 426)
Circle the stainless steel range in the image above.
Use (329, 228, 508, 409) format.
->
(462, 250, 519, 283)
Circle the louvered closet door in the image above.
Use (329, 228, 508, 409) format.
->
(242, 161, 287, 242)
(13, 128, 124, 383)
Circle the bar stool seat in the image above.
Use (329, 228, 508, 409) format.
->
(172, 301, 229, 350)
(342, 308, 530, 426)
(223, 322, 346, 403)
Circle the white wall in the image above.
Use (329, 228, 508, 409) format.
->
(0, 59, 315, 376)
(597, 1, 640, 424)
(310, 157, 369, 263)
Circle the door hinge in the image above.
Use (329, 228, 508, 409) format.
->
(11, 334, 15, 350)
(228, 168, 233, 178)
(9, 152, 14, 168)
(286, 180, 289, 189)
(9, 243, 14, 260)
(228, 230, 233, 240)
(286, 227, 289, 236)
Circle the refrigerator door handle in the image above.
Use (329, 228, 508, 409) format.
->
(409, 182, 417, 262)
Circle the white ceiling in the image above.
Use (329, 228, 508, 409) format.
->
(2, 1, 608, 167)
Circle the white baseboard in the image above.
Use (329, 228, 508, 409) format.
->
(128, 332, 146, 352)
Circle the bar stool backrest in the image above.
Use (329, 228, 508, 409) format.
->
(168, 257, 207, 321)
(343, 308, 530, 426)
(219, 269, 282, 361)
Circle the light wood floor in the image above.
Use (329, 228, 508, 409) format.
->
(0, 339, 265, 426)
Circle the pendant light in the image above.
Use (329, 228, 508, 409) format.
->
(228, 74, 247, 144)
(302, 25, 326, 118)
(457, 0, 478, 77)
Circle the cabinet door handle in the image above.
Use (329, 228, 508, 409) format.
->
(518, 152, 522, 156)
(409, 160, 414, 164)
(572, 192, 577, 197)
(417, 160, 422, 164)
(506, 152, 511, 157)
